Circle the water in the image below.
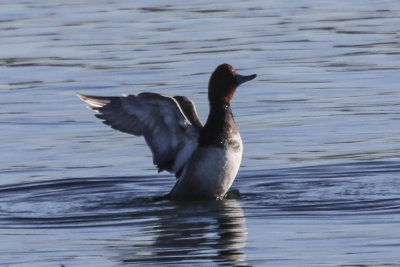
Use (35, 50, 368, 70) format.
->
(1, 0, 400, 266)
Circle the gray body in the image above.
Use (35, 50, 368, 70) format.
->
(170, 134, 242, 201)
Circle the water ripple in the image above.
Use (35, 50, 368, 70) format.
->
(2, 0, 400, 265)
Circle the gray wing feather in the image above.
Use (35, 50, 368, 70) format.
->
(173, 96, 203, 130)
(77, 93, 201, 175)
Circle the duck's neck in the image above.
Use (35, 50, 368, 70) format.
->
(198, 100, 239, 147)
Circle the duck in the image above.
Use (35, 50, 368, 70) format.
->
(77, 63, 256, 201)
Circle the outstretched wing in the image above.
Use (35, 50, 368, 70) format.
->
(77, 92, 202, 176)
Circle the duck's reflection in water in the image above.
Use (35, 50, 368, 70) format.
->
(120, 199, 247, 266)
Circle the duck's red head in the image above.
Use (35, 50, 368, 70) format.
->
(208, 63, 256, 103)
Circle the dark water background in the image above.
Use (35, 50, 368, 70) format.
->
(1, 1, 400, 266)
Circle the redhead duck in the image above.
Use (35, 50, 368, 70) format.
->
(77, 63, 256, 201)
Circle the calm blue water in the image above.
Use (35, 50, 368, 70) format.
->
(1, 0, 400, 266)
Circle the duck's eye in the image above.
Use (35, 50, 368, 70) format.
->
(226, 65, 235, 74)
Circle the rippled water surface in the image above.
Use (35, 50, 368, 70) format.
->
(1, 0, 400, 266)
